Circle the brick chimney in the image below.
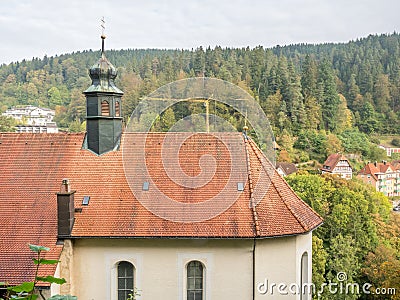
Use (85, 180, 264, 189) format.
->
(57, 179, 75, 238)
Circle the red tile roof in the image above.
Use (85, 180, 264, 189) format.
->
(276, 162, 298, 176)
(358, 162, 396, 180)
(0, 133, 70, 285)
(0, 132, 323, 284)
(391, 160, 400, 170)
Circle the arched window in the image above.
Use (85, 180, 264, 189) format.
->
(118, 261, 134, 300)
(300, 252, 309, 300)
(101, 100, 110, 116)
(115, 100, 120, 117)
(187, 260, 203, 300)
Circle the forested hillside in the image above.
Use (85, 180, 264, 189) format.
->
(1, 33, 399, 165)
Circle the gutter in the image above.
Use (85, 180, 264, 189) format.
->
(68, 226, 323, 239)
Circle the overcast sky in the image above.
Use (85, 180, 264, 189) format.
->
(0, 0, 399, 65)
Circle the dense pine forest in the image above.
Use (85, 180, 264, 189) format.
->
(1, 33, 400, 167)
(0, 33, 399, 299)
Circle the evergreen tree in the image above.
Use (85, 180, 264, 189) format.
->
(346, 73, 360, 109)
(193, 47, 205, 76)
(262, 90, 282, 131)
(301, 54, 318, 99)
(160, 107, 176, 131)
(317, 61, 341, 132)
(290, 85, 306, 133)
(304, 96, 321, 131)
(335, 94, 353, 133)
(373, 74, 391, 113)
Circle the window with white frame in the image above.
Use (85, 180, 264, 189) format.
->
(187, 260, 204, 300)
(117, 261, 134, 300)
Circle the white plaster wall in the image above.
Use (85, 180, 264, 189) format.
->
(65, 234, 312, 300)
(50, 263, 61, 296)
(71, 238, 254, 300)
(254, 233, 312, 300)
(255, 237, 296, 300)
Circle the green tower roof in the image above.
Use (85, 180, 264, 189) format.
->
(84, 35, 123, 94)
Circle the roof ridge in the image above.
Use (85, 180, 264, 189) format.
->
(247, 138, 322, 232)
(243, 134, 261, 237)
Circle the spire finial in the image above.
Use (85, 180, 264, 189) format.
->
(100, 17, 106, 54)
(243, 109, 249, 133)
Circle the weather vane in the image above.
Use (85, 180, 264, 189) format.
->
(100, 17, 106, 54)
(101, 17, 105, 37)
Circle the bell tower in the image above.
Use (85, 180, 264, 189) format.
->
(83, 34, 124, 155)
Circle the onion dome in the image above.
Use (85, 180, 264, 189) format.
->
(84, 35, 123, 94)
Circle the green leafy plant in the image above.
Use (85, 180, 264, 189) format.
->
(0, 244, 76, 300)
(126, 288, 141, 300)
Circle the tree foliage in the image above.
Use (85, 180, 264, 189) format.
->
(286, 173, 399, 299)
(0, 115, 16, 132)
(1, 33, 397, 165)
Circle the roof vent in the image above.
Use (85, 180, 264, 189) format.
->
(82, 196, 90, 206)
(237, 182, 244, 191)
(142, 182, 150, 191)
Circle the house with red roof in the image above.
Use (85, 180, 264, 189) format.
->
(276, 162, 298, 177)
(0, 37, 323, 300)
(378, 144, 400, 157)
(358, 161, 400, 196)
(321, 153, 353, 180)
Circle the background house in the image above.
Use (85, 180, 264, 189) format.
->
(276, 162, 298, 177)
(321, 153, 353, 179)
(2, 105, 55, 125)
(357, 161, 400, 197)
(15, 122, 59, 133)
(2, 105, 59, 133)
(378, 144, 400, 157)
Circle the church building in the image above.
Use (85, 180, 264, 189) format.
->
(0, 35, 323, 300)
